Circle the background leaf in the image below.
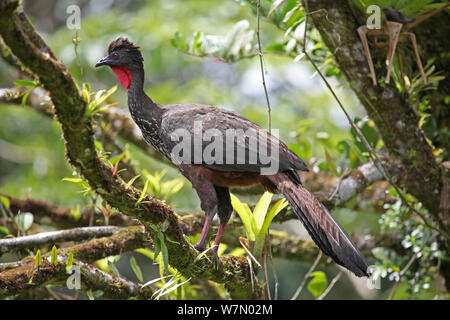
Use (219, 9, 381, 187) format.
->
(307, 271, 328, 298)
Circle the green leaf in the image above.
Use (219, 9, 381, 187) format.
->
(0, 196, 10, 209)
(95, 85, 117, 107)
(230, 193, 256, 241)
(154, 234, 161, 261)
(66, 250, 74, 272)
(62, 177, 91, 194)
(282, 5, 300, 25)
(192, 31, 203, 54)
(255, 198, 289, 255)
(14, 79, 38, 87)
(307, 271, 328, 298)
(154, 277, 190, 300)
(344, 139, 366, 163)
(21, 88, 34, 106)
(136, 248, 154, 260)
(253, 191, 273, 231)
(324, 148, 338, 176)
(129, 256, 144, 282)
(84, 85, 117, 118)
(268, 0, 287, 16)
(35, 249, 42, 268)
(70, 205, 82, 221)
(107, 260, 120, 276)
(125, 174, 141, 190)
(171, 32, 189, 52)
(86, 289, 95, 300)
(259, 199, 288, 237)
(51, 245, 58, 265)
(157, 231, 169, 276)
(137, 177, 149, 204)
(0, 226, 9, 236)
(264, 42, 286, 53)
(193, 248, 213, 264)
(142, 275, 172, 288)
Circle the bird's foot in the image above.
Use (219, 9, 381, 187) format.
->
(194, 243, 207, 252)
(194, 245, 222, 270)
(208, 245, 222, 270)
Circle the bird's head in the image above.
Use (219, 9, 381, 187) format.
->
(95, 37, 143, 89)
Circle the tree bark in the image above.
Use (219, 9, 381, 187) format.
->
(305, 0, 446, 228)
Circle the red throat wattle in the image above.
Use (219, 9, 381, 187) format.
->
(111, 66, 132, 89)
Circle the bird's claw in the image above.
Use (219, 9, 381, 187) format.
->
(194, 245, 222, 270)
(194, 243, 206, 252)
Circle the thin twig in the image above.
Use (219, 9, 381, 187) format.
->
(246, 256, 256, 294)
(256, 2, 275, 299)
(327, 168, 350, 201)
(290, 251, 322, 300)
(387, 251, 419, 300)
(262, 250, 271, 300)
(239, 237, 262, 269)
(266, 232, 279, 300)
(256, 0, 272, 132)
(317, 270, 343, 300)
(45, 286, 61, 300)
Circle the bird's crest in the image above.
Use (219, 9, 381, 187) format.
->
(108, 37, 141, 54)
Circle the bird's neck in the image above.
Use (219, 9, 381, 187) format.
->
(127, 66, 163, 126)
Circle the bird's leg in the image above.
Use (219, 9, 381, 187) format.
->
(178, 165, 219, 252)
(357, 25, 377, 86)
(404, 32, 427, 85)
(194, 208, 216, 252)
(207, 186, 233, 267)
(211, 223, 227, 253)
(385, 21, 403, 84)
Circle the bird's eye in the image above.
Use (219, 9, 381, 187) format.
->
(112, 52, 119, 59)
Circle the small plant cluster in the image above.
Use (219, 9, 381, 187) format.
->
(373, 189, 445, 298)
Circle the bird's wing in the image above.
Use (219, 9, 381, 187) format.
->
(160, 104, 308, 173)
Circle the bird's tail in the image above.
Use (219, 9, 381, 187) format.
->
(268, 172, 369, 277)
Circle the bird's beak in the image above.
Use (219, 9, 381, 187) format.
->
(95, 56, 112, 67)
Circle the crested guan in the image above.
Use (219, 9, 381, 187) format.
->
(95, 37, 369, 277)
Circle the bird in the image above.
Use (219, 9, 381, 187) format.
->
(95, 37, 369, 277)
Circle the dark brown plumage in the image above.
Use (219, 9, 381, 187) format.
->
(108, 37, 141, 54)
(95, 38, 369, 277)
(383, 8, 414, 24)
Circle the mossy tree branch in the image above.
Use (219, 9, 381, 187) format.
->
(0, 258, 154, 299)
(0, 226, 150, 272)
(0, 226, 119, 254)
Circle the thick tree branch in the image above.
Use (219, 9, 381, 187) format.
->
(0, 226, 150, 272)
(0, 225, 153, 299)
(0, 35, 35, 79)
(0, 226, 119, 254)
(0, 258, 154, 299)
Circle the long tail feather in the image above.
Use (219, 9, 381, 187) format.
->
(269, 172, 369, 277)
